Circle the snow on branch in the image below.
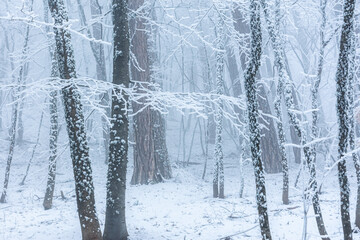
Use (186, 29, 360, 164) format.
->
(0, 78, 247, 131)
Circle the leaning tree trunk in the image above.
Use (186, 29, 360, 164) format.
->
(47, 0, 102, 239)
(335, 0, 355, 238)
(260, 0, 329, 238)
(103, 0, 130, 239)
(130, 0, 171, 185)
(244, 1, 272, 238)
(213, 7, 225, 199)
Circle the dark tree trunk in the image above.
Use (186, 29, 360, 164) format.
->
(335, 0, 355, 238)
(103, 0, 130, 239)
(47, 0, 102, 239)
(244, 1, 272, 238)
(232, 3, 281, 174)
(130, 0, 171, 185)
(348, 24, 360, 231)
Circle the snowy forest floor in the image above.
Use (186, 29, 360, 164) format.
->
(1, 121, 360, 239)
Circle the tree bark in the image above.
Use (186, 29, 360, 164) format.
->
(213, 8, 225, 199)
(244, 1, 272, 238)
(130, 0, 171, 185)
(335, 0, 355, 238)
(43, 0, 60, 211)
(232, 3, 282, 174)
(47, 0, 102, 238)
(103, 0, 130, 239)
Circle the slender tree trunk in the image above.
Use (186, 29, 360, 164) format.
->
(213, 7, 225, 199)
(90, 0, 110, 164)
(42, 0, 60, 211)
(103, 0, 130, 239)
(20, 111, 44, 185)
(47, 0, 102, 238)
(43, 88, 59, 210)
(0, 94, 19, 203)
(335, 0, 355, 238)
(0, 9, 32, 202)
(244, 1, 271, 238)
(311, 0, 329, 177)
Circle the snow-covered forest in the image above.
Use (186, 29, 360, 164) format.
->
(1, 0, 360, 239)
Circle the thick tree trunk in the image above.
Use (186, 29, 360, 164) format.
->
(103, 0, 130, 239)
(335, 0, 355, 238)
(244, 1, 272, 238)
(47, 0, 102, 239)
(348, 20, 360, 230)
(130, 0, 171, 185)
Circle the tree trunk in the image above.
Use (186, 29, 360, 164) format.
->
(244, 1, 272, 238)
(212, 7, 225, 199)
(130, 0, 171, 185)
(335, 0, 355, 238)
(232, 3, 282, 174)
(47, 0, 102, 238)
(103, 0, 130, 239)
(348, 18, 360, 230)
(42, 0, 60, 211)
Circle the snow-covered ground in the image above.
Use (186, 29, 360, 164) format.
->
(1, 118, 360, 240)
(1, 140, 360, 240)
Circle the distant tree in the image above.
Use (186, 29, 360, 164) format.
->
(213, 5, 225, 199)
(76, 0, 110, 163)
(0, 6, 32, 203)
(47, 0, 102, 238)
(130, 0, 171, 185)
